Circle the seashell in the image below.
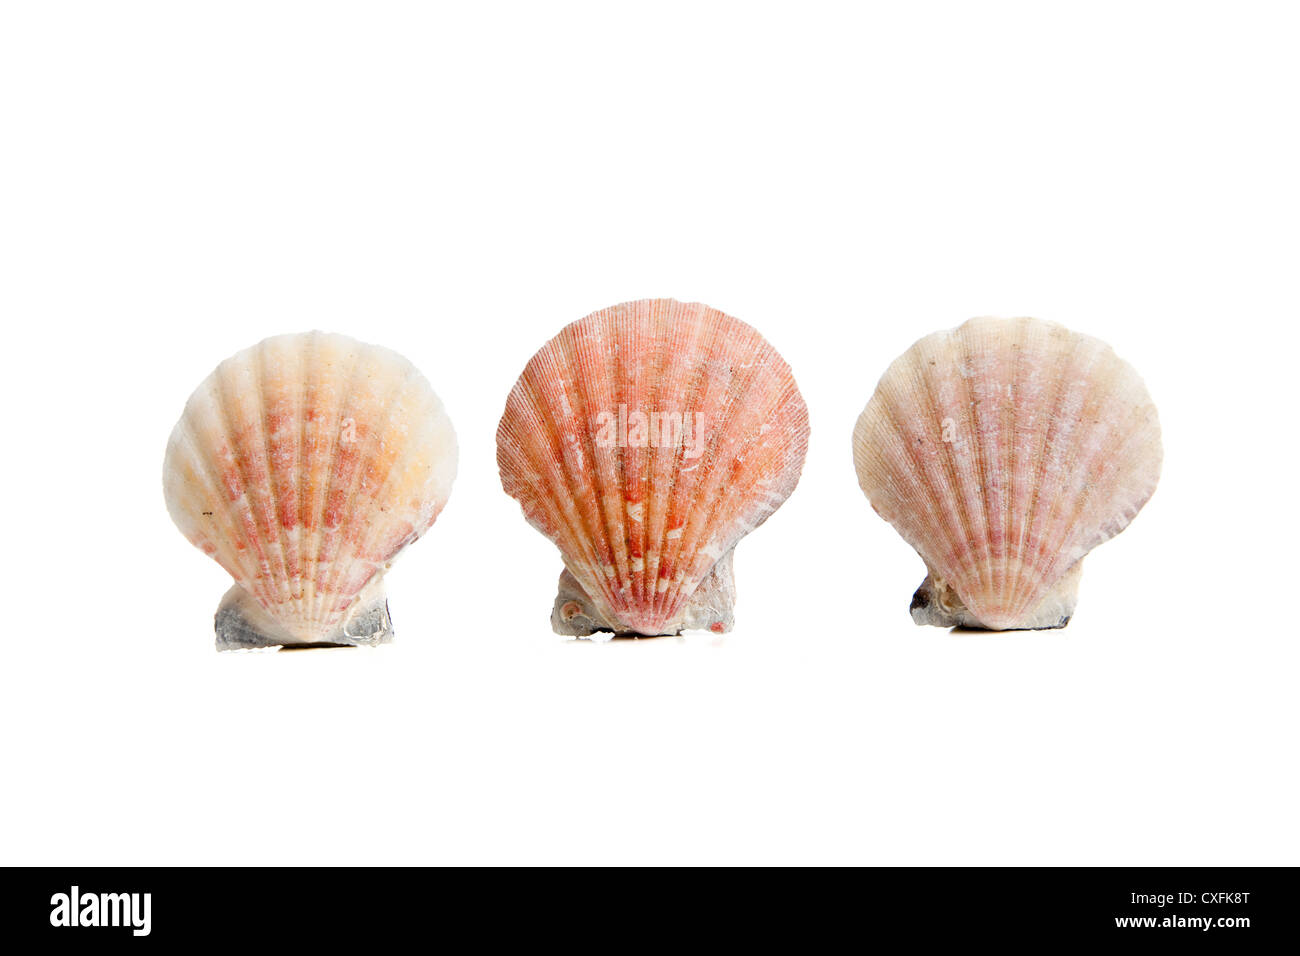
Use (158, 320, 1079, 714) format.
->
(164, 331, 457, 649)
(852, 316, 1162, 630)
(497, 299, 810, 637)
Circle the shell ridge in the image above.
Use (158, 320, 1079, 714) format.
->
(1089, 367, 1162, 536)
(593, 310, 634, 617)
(203, 372, 263, 602)
(170, 418, 243, 581)
(631, 302, 664, 610)
(630, 306, 653, 609)
(1001, 320, 1050, 623)
(515, 391, 601, 584)
(645, 304, 706, 623)
(522, 342, 615, 621)
(302, 333, 346, 628)
(306, 339, 366, 628)
(687, 335, 791, 583)
(897, 338, 975, 591)
(902, 338, 983, 593)
(658, 317, 788, 623)
(653, 305, 736, 624)
(1016, 336, 1112, 619)
(502, 372, 603, 596)
(240, 349, 296, 612)
(656, 311, 738, 622)
(643, 302, 705, 622)
(1097, 399, 1161, 542)
(1000, 322, 1025, 627)
(1037, 385, 1157, 596)
(924, 332, 988, 595)
(350, 372, 445, 571)
(637, 303, 691, 623)
(608, 306, 639, 611)
(870, 370, 967, 589)
(254, 339, 299, 621)
(1024, 349, 1115, 607)
(644, 302, 706, 624)
(292, 333, 313, 622)
(954, 328, 996, 598)
(746, 364, 809, 519)
(315, 347, 382, 623)
(320, 355, 434, 625)
(321, 359, 423, 624)
(607, 307, 634, 608)
(563, 318, 625, 621)
(548, 335, 616, 610)
(637, 301, 674, 610)
(296, 338, 336, 627)
(210, 357, 283, 615)
(296, 334, 323, 623)
(1001, 329, 1080, 622)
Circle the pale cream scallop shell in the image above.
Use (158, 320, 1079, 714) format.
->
(164, 331, 457, 648)
(853, 316, 1162, 630)
(497, 299, 810, 637)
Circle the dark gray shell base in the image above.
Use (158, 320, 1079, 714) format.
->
(908, 562, 1083, 631)
(551, 551, 736, 638)
(214, 582, 394, 650)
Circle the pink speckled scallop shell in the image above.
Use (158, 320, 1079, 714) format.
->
(497, 299, 809, 637)
(164, 331, 457, 647)
(853, 316, 1162, 630)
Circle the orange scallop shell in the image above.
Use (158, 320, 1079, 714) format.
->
(498, 299, 809, 636)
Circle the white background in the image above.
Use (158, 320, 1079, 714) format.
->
(1, 1, 1296, 865)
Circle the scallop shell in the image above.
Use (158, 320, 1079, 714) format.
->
(497, 299, 810, 637)
(164, 331, 457, 649)
(852, 316, 1161, 630)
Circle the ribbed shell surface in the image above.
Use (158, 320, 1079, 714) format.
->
(163, 331, 457, 642)
(853, 317, 1162, 629)
(497, 299, 809, 635)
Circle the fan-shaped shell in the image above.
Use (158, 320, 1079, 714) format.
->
(853, 316, 1162, 630)
(164, 331, 457, 647)
(497, 299, 809, 636)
